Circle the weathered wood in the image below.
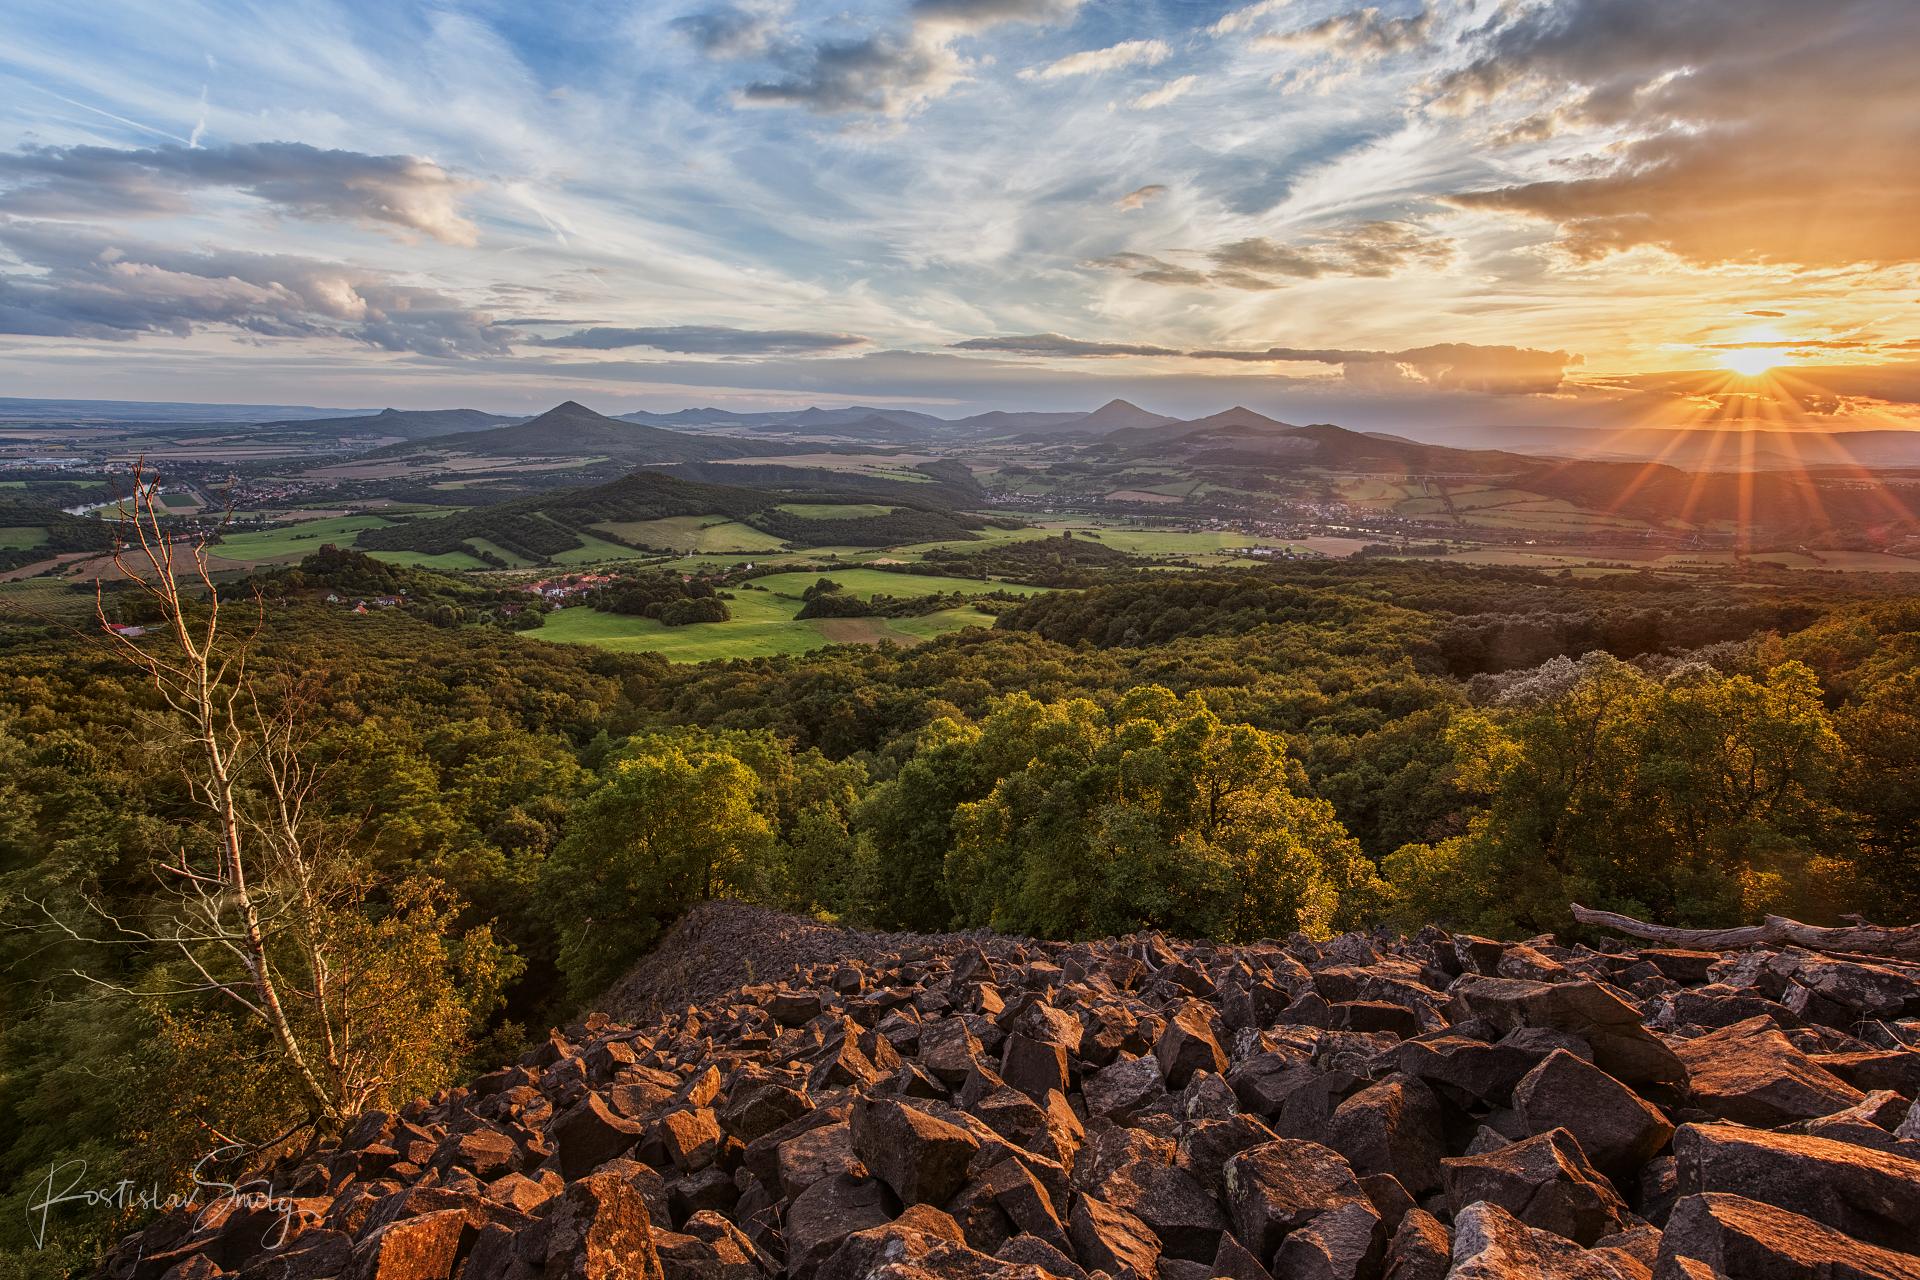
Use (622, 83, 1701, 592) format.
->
(1570, 903, 1920, 961)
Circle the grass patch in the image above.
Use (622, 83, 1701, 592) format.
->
(365, 548, 491, 571)
(595, 516, 787, 553)
(773, 502, 895, 519)
(533, 567, 1041, 662)
(214, 515, 394, 562)
(0, 526, 50, 550)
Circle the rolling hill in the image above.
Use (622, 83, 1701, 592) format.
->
(352, 465, 987, 563)
(384, 401, 783, 465)
(263, 407, 519, 439)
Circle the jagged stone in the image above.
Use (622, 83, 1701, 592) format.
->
(1221, 1139, 1371, 1264)
(1066, 1194, 1160, 1280)
(1323, 1073, 1446, 1195)
(1448, 975, 1686, 1085)
(554, 1094, 645, 1180)
(1672, 1016, 1866, 1126)
(1156, 1001, 1228, 1089)
(1657, 1192, 1920, 1280)
(1440, 1127, 1631, 1246)
(851, 1097, 981, 1207)
(1381, 1208, 1450, 1280)
(1673, 1121, 1920, 1252)
(1446, 1202, 1626, 1279)
(1513, 1049, 1675, 1176)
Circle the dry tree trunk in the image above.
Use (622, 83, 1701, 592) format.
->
(94, 463, 342, 1125)
(1570, 902, 1920, 961)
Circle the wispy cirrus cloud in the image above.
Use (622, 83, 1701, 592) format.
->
(1129, 76, 1197, 109)
(1019, 38, 1169, 81)
(0, 142, 479, 245)
(1115, 183, 1167, 211)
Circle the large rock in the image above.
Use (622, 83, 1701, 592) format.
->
(1381, 1209, 1450, 1280)
(1067, 1193, 1160, 1280)
(1271, 1201, 1383, 1280)
(1324, 1074, 1446, 1196)
(1446, 1202, 1630, 1280)
(1674, 1121, 1920, 1253)
(1222, 1139, 1371, 1264)
(1657, 1192, 1920, 1280)
(850, 1097, 981, 1207)
(1155, 1001, 1228, 1089)
(541, 1171, 665, 1280)
(1448, 975, 1686, 1085)
(1513, 1049, 1674, 1176)
(1671, 1016, 1866, 1127)
(783, 1174, 892, 1277)
(1440, 1128, 1631, 1246)
(346, 1209, 468, 1280)
(554, 1094, 645, 1180)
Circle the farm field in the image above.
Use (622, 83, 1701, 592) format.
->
(533, 567, 1046, 661)
(215, 514, 395, 562)
(594, 516, 786, 553)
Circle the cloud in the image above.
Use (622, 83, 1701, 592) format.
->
(1192, 221, 1454, 287)
(674, 4, 784, 58)
(1253, 6, 1434, 58)
(1083, 252, 1211, 287)
(1441, 0, 1920, 267)
(531, 324, 866, 354)
(739, 0, 1084, 115)
(1020, 38, 1169, 81)
(0, 221, 506, 356)
(1130, 76, 1198, 110)
(1746, 310, 1788, 318)
(907, 0, 1084, 32)
(1189, 342, 1581, 394)
(1115, 184, 1167, 211)
(951, 332, 1179, 357)
(0, 142, 479, 246)
(1210, 0, 1293, 37)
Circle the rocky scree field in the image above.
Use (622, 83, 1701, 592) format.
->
(99, 904, 1920, 1280)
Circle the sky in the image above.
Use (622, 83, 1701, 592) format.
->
(1, 0, 1918, 430)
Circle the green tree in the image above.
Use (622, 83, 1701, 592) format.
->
(540, 740, 771, 998)
(1386, 655, 1852, 935)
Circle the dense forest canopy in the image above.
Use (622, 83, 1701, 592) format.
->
(2, 550, 1918, 1268)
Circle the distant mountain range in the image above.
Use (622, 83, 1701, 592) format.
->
(4, 395, 1917, 472)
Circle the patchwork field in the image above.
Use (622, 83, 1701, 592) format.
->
(532, 567, 1046, 661)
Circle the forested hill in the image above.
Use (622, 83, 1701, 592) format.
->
(362, 400, 797, 464)
(5, 555, 1920, 1271)
(351, 465, 987, 561)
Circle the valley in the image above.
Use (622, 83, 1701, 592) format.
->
(5, 396, 1918, 661)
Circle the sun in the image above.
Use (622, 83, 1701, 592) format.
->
(1719, 347, 1793, 377)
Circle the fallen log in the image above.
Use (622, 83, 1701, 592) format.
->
(1569, 903, 1920, 961)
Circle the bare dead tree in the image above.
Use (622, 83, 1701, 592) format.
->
(1570, 902, 1920, 960)
(73, 463, 346, 1130)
